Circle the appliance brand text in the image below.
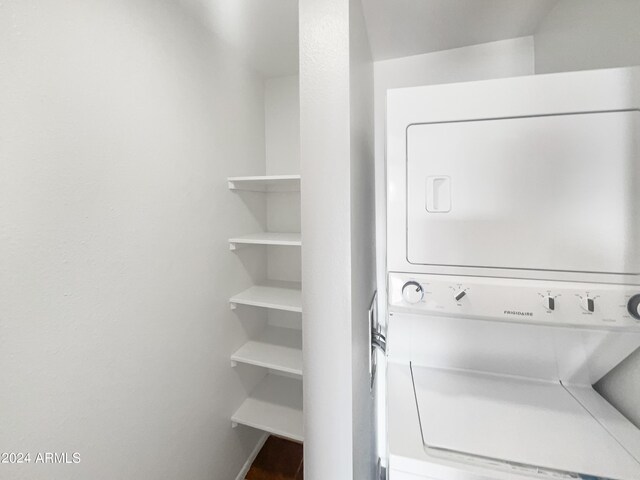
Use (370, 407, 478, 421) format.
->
(503, 310, 533, 317)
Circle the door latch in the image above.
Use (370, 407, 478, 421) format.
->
(369, 291, 386, 392)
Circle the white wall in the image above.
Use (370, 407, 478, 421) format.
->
(264, 75, 301, 332)
(532, 0, 640, 427)
(300, 0, 376, 477)
(265, 75, 301, 285)
(0, 1, 268, 479)
(534, 0, 640, 74)
(266, 75, 301, 176)
(300, 0, 353, 476)
(349, 0, 377, 478)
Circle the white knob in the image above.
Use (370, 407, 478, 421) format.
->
(627, 294, 640, 320)
(580, 296, 595, 313)
(541, 296, 555, 311)
(402, 281, 424, 304)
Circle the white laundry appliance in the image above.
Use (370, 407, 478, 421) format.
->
(384, 67, 640, 480)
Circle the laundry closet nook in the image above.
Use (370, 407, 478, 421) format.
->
(2, 1, 640, 480)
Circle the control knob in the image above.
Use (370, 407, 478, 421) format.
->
(453, 289, 466, 302)
(627, 294, 640, 320)
(580, 296, 595, 313)
(402, 281, 424, 304)
(542, 296, 555, 311)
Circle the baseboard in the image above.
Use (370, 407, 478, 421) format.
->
(235, 433, 269, 480)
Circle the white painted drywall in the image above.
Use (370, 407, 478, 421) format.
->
(265, 74, 301, 286)
(264, 75, 301, 332)
(534, 0, 640, 74)
(531, 0, 640, 427)
(0, 1, 268, 479)
(361, 0, 556, 61)
(300, 0, 376, 477)
(266, 75, 301, 176)
(300, 0, 353, 476)
(349, 0, 377, 478)
(176, 0, 299, 78)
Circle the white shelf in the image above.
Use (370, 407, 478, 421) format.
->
(232, 374, 303, 442)
(230, 281, 302, 313)
(227, 174, 300, 192)
(229, 232, 301, 250)
(231, 326, 303, 376)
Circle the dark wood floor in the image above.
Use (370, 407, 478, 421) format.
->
(246, 436, 303, 480)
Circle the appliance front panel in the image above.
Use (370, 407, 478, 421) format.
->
(388, 273, 640, 383)
(406, 111, 640, 274)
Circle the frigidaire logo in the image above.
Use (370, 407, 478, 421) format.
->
(503, 310, 533, 317)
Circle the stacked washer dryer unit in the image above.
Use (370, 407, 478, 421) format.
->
(385, 67, 640, 480)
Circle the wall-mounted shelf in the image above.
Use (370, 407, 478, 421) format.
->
(229, 232, 301, 250)
(230, 281, 302, 312)
(227, 174, 300, 192)
(231, 373, 303, 443)
(231, 326, 303, 376)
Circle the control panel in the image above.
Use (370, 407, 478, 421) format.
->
(389, 273, 640, 329)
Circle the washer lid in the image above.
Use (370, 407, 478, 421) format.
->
(411, 364, 640, 479)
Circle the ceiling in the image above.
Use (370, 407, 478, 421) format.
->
(361, 0, 560, 61)
(179, 0, 299, 78)
(179, 0, 560, 77)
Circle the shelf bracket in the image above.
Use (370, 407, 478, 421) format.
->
(228, 181, 236, 190)
(229, 243, 237, 251)
(230, 359, 238, 368)
(229, 302, 237, 310)
(231, 421, 238, 429)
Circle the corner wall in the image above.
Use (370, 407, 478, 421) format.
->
(0, 1, 267, 478)
(349, 0, 376, 477)
(534, 0, 640, 74)
(300, 0, 376, 477)
(265, 75, 302, 294)
(300, 0, 353, 475)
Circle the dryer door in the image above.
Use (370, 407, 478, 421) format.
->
(406, 111, 640, 274)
